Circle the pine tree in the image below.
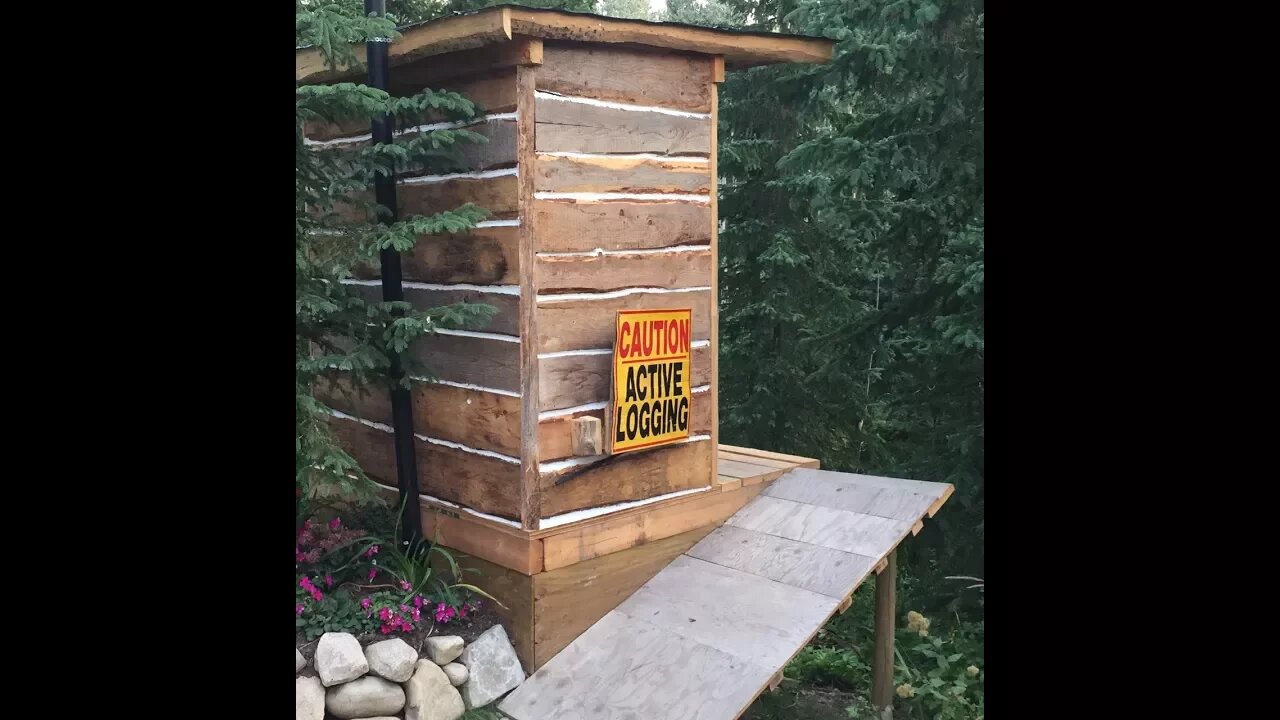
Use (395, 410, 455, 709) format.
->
(296, 1, 498, 504)
(667, 0, 985, 599)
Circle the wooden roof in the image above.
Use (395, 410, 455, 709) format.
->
(296, 5, 834, 84)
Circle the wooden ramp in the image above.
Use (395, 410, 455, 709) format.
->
(498, 467, 954, 720)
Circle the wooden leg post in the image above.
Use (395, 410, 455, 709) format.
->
(872, 549, 897, 720)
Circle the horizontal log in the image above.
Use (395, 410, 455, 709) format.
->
(387, 40, 542, 95)
(534, 154, 710, 194)
(353, 225, 520, 285)
(536, 289, 711, 353)
(539, 343, 711, 412)
(538, 390, 712, 462)
(327, 413, 521, 520)
(391, 68, 518, 115)
(536, 248, 712, 294)
(317, 375, 521, 457)
(539, 439, 713, 517)
(533, 200, 711, 253)
(399, 119, 517, 176)
(399, 173, 519, 219)
(409, 333, 520, 393)
(346, 282, 520, 335)
(535, 95, 711, 155)
(538, 43, 713, 113)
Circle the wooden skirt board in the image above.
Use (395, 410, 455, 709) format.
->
(499, 468, 953, 720)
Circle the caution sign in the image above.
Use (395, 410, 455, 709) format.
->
(611, 309, 693, 454)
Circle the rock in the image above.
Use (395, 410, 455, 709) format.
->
(325, 676, 406, 719)
(403, 660, 465, 720)
(295, 676, 325, 720)
(296, 648, 306, 674)
(442, 662, 469, 687)
(423, 635, 465, 665)
(315, 632, 369, 687)
(365, 638, 417, 682)
(459, 625, 525, 708)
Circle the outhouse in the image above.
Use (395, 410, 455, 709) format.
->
(299, 4, 833, 670)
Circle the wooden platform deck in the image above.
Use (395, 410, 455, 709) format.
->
(498, 467, 954, 720)
(376, 444, 819, 575)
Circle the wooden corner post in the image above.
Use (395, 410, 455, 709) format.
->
(517, 49, 542, 532)
(710, 56, 723, 489)
(872, 549, 897, 718)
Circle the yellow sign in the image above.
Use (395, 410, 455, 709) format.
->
(610, 308, 693, 454)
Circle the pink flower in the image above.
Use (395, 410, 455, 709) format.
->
(367, 568, 378, 581)
(435, 603, 456, 623)
(413, 595, 424, 609)
(458, 604, 468, 619)
(399, 604, 410, 613)
(329, 517, 342, 531)
(299, 577, 315, 592)
(411, 607, 421, 621)
(311, 590, 324, 602)
(378, 608, 393, 622)
(324, 574, 334, 588)
(296, 551, 306, 562)
(399, 581, 411, 591)
(402, 622, 414, 632)
(380, 624, 392, 634)
(360, 598, 372, 610)
(365, 545, 380, 558)
(296, 604, 306, 616)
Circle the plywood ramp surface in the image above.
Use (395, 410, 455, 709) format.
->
(499, 467, 953, 720)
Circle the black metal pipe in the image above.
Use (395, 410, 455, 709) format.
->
(366, 0, 422, 545)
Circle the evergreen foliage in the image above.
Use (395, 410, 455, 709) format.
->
(669, 0, 985, 604)
(296, 1, 498, 503)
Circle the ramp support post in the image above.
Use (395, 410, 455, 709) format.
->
(872, 549, 897, 720)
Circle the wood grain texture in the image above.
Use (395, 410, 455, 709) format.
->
(615, 555, 838, 670)
(531, 525, 715, 668)
(715, 458, 787, 483)
(534, 154, 711, 194)
(872, 549, 897, 710)
(537, 289, 710, 353)
(398, 119, 518, 176)
(399, 173, 518, 219)
(394, 68, 517, 113)
(725, 496, 912, 558)
(388, 39, 543, 97)
(539, 344, 710, 412)
(538, 43, 713, 112)
(717, 444, 821, 469)
(408, 333, 520, 393)
(357, 225, 519, 285)
(716, 449, 799, 470)
(296, 9, 516, 84)
(686, 525, 877, 599)
(764, 469, 940, 522)
(534, 200, 712, 252)
(424, 504, 542, 576)
(536, 248, 712, 294)
(499, 609, 777, 720)
(316, 375, 521, 456)
(346, 282, 520, 335)
(538, 390, 711, 462)
(517, 63, 542, 531)
(539, 439, 713, 517)
(540, 482, 763, 571)
(506, 7, 835, 67)
(327, 413, 521, 519)
(709, 82, 721, 493)
(779, 467, 949, 501)
(536, 96, 711, 155)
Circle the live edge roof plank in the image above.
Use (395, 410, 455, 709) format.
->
(296, 5, 835, 84)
